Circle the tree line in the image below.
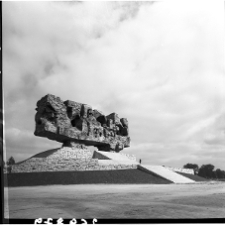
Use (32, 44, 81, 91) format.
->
(183, 163, 225, 180)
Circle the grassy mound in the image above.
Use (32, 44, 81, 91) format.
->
(176, 172, 208, 182)
(4, 169, 172, 187)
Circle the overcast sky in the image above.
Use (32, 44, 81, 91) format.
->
(3, 1, 225, 170)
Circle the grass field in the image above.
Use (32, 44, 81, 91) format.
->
(4, 181, 225, 219)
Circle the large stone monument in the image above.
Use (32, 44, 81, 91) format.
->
(34, 94, 130, 152)
(5, 94, 197, 185)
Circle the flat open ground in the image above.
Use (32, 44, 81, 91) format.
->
(4, 181, 225, 219)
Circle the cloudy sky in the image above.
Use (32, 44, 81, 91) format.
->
(3, 1, 225, 170)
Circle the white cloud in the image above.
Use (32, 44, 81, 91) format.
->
(5, 127, 60, 162)
(3, 1, 225, 169)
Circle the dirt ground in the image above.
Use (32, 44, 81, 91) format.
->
(4, 181, 225, 219)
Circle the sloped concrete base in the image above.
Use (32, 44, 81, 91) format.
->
(5, 147, 200, 185)
(139, 165, 195, 183)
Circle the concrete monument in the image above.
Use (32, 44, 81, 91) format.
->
(34, 94, 130, 152)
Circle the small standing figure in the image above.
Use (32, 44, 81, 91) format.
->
(139, 159, 142, 164)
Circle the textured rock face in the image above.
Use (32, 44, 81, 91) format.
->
(34, 94, 130, 151)
(11, 148, 137, 173)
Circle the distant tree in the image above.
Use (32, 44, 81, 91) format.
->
(221, 170, 225, 180)
(198, 164, 215, 179)
(7, 157, 16, 173)
(183, 163, 199, 175)
(7, 156, 15, 166)
(214, 169, 225, 180)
